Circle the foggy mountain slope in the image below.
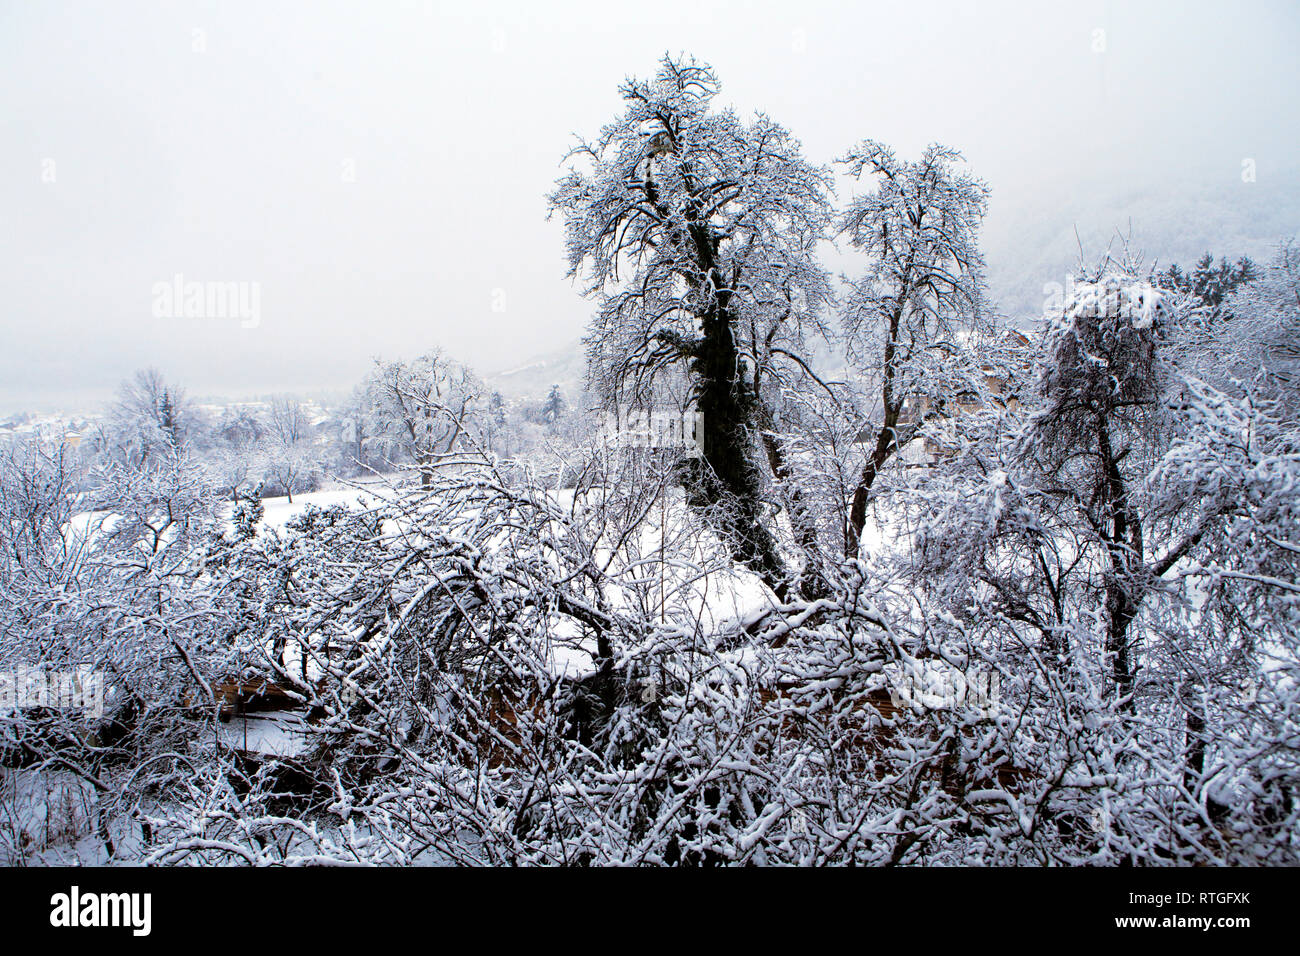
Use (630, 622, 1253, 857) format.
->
(985, 167, 1300, 322)
(484, 337, 587, 400)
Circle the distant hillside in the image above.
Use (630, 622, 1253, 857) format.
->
(984, 168, 1300, 323)
(484, 338, 587, 400)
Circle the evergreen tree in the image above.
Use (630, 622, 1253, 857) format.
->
(542, 385, 565, 425)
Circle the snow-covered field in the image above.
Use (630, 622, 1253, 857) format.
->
(64, 481, 397, 543)
(251, 485, 393, 532)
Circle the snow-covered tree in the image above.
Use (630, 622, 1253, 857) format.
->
(1215, 238, 1300, 412)
(362, 350, 482, 487)
(102, 368, 192, 469)
(259, 435, 320, 503)
(550, 54, 836, 597)
(897, 259, 1300, 862)
(1027, 267, 1192, 707)
(0, 439, 232, 861)
(542, 384, 565, 426)
(264, 395, 312, 446)
(837, 141, 992, 556)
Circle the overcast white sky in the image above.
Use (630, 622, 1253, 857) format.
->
(2, 0, 1298, 410)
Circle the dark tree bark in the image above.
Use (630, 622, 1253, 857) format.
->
(847, 294, 906, 558)
(1183, 706, 1206, 793)
(681, 258, 790, 599)
(1097, 417, 1142, 711)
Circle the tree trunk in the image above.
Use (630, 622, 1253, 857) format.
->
(668, 211, 791, 599)
(1183, 705, 1206, 793)
(1098, 418, 1142, 712)
(847, 406, 900, 559)
(680, 286, 789, 597)
(760, 422, 826, 598)
(846, 295, 906, 559)
(686, 313, 789, 600)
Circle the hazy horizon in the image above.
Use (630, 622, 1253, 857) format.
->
(4, 0, 1299, 416)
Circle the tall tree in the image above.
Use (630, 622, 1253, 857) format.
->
(363, 350, 482, 488)
(1026, 268, 1214, 708)
(265, 395, 311, 446)
(542, 384, 565, 426)
(837, 141, 991, 557)
(549, 55, 835, 596)
(106, 368, 191, 469)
